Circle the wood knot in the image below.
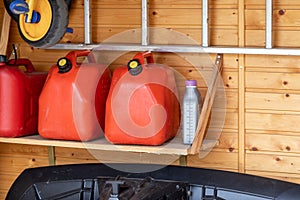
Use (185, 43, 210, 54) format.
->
(251, 147, 258, 151)
(278, 9, 286, 16)
(152, 11, 158, 16)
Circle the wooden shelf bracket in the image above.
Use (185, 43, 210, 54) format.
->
(188, 53, 224, 155)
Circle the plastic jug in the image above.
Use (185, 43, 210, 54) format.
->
(182, 80, 202, 144)
(38, 50, 111, 141)
(105, 52, 180, 145)
(0, 55, 47, 137)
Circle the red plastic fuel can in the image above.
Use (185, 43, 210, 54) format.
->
(105, 52, 180, 145)
(0, 56, 47, 137)
(38, 50, 111, 141)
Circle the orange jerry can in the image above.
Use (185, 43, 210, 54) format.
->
(0, 56, 47, 137)
(38, 50, 111, 141)
(105, 52, 180, 145)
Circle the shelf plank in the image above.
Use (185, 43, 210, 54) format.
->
(0, 135, 191, 156)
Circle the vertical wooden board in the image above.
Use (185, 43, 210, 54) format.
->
(246, 112, 300, 133)
(246, 133, 300, 153)
(187, 151, 238, 170)
(246, 153, 300, 174)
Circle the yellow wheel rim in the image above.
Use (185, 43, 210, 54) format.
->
(19, 0, 52, 41)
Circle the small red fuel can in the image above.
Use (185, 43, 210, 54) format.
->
(105, 52, 180, 145)
(38, 50, 111, 141)
(0, 56, 47, 137)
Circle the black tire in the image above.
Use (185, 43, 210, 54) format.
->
(3, 0, 19, 21)
(17, 0, 69, 48)
(3, 0, 72, 22)
(65, 0, 72, 10)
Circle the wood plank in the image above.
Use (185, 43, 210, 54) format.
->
(149, 8, 237, 27)
(246, 112, 300, 133)
(71, 0, 238, 8)
(0, 155, 48, 173)
(246, 92, 300, 111)
(246, 0, 300, 8)
(57, 150, 180, 166)
(0, 173, 19, 193)
(10, 26, 238, 46)
(189, 55, 224, 154)
(0, 143, 48, 156)
(246, 9, 300, 28)
(246, 170, 300, 184)
(246, 153, 300, 174)
(209, 131, 238, 151)
(238, 64, 246, 173)
(0, 191, 9, 200)
(66, 8, 238, 28)
(246, 30, 300, 47)
(69, 0, 238, 9)
(220, 109, 239, 130)
(188, 151, 238, 170)
(0, 10, 11, 55)
(0, 135, 191, 155)
(55, 147, 180, 166)
(246, 133, 300, 154)
(245, 54, 300, 69)
(246, 71, 300, 90)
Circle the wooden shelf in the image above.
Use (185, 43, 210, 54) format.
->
(0, 135, 191, 155)
(0, 54, 223, 158)
(0, 135, 219, 156)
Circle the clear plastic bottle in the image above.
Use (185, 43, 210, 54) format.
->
(182, 80, 202, 144)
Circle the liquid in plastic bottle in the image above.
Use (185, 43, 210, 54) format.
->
(182, 80, 202, 144)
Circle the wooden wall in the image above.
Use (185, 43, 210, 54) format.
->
(1, 0, 300, 197)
